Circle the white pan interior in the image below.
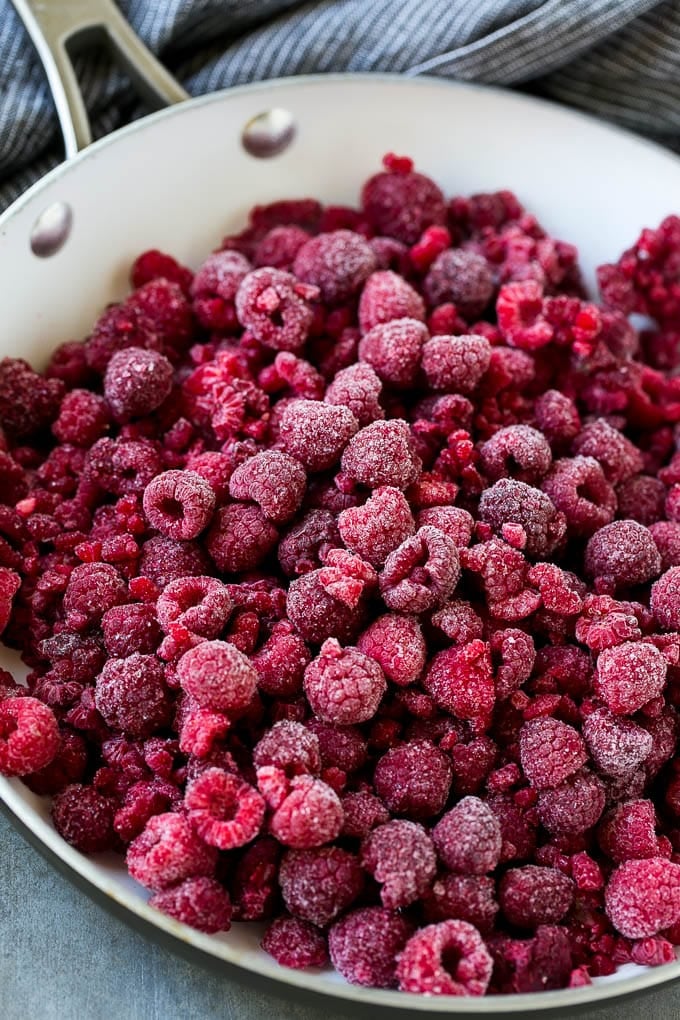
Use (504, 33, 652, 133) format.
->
(1, 74, 680, 1013)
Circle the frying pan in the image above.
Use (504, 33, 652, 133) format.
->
(2, 0, 680, 1014)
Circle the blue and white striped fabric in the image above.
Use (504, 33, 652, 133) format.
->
(1, 0, 678, 212)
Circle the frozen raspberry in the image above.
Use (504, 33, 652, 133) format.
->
(278, 510, 340, 577)
(479, 425, 552, 485)
(396, 920, 493, 996)
(338, 487, 414, 567)
(139, 536, 210, 590)
(643, 708, 679, 779)
(357, 613, 426, 686)
(94, 653, 172, 738)
(286, 568, 364, 645)
(303, 639, 386, 725)
(143, 470, 215, 541)
(362, 820, 436, 908)
(63, 562, 127, 631)
(541, 456, 616, 538)
(229, 836, 280, 921)
(279, 399, 358, 472)
(22, 729, 88, 796)
(519, 718, 587, 790)
(324, 363, 384, 427)
(650, 521, 680, 570)
(424, 250, 494, 319)
(617, 475, 667, 527)
(131, 248, 193, 292)
(51, 784, 116, 854)
(279, 845, 363, 926)
(583, 708, 653, 777)
(0, 567, 20, 636)
(573, 419, 644, 485)
(630, 937, 676, 967)
(52, 389, 110, 446)
(421, 333, 492, 394)
(416, 507, 474, 548)
(293, 230, 375, 304)
(228, 450, 306, 524)
(86, 437, 161, 496)
(358, 271, 425, 334)
(575, 594, 643, 651)
(496, 280, 552, 350)
(185, 767, 265, 850)
(537, 770, 606, 835)
(605, 858, 680, 938)
(306, 719, 367, 774)
(190, 249, 250, 327)
(374, 740, 452, 819)
(432, 797, 502, 875)
(424, 875, 499, 933)
(0, 357, 64, 438)
(127, 810, 217, 889)
(156, 576, 232, 641)
(103, 347, 173, 423)
(102, 604, 162, 657)
(206, 503, 278, 574)
(651, 568, 680, 630)
(253, 721, 320, 778)
(499, 866, 574, 928)
(598, 800, 662, 862)
(253, 226, 310, 270)
(534, 389, 581, 450)
(479, 479, 566, 559)
(262, 915, 328, 969)
(358, 317, 427, 389)
(184, 450, 239, 502)
(424, 640, 494, 722)
(250, 623, 309, 698)
(431, 600, 483, 645)
(491, 627, 537, 699)
(361, 158, 446, 244)
(270, 775, 343, 848)
(0, 696, 59, 776)
(379, 526, 460, 613)
(488, 926, 573, 994)
(235, 267, 317, 351)
(150, 876, 232, 933)
(329, 906, 412, 988)
(85, 303, 160, 373)
(341, 419, 421, 490)
(127, 278, 194, 350)
(598, 215, 680, 325)
(596, 641, 667, 715)
(176, 640, 256, 713)
(341, 790, 390, 839)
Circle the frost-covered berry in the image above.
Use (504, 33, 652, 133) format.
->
(598, 800, 662, 863)
(341, 419, 421, 490)
(499, 866, 574, 928)
(143, 470, 215, 541)
(573, 418, 644, 485)
(150, 877, 232, 933)
(537, 770, 606, 836)
(185, 768, 265, 850)
(480, 425, 552, 484)
(279, 399, 358, 472)
(421, 334, 491, 393)
(357, 613, 426, 686)
(261, 915, 328, 969)
(95, 653, 172, 738)
(396, 920, 493, 996)
(64, 562, 127, 631)
(102, 603, 162, 657)
(359, 271, 425, 333)
(324, 363, 384, 427)
(303, 638, 386, 725)
(279, 846, 363, 926)
(0, 697, 59, 776)
(358, 318, 427, 388)
(605, 858, 680, 938)
(293, 230, 376, 303)
(374, 740, 452, 819)
(379, 526, 460, 613)
(176, 640, 257, 713)
(206, 503, 279, 574)
(329, 907, 412, 988)
(424, 249, 494, 319)
(432, 797, 502, 875)
(596, 641, 667, 715)
(126, 811, 217, 889)
(338, 487, 414, 567)
(235, 267, 317, 351)
(583, 708, 653, 777)
(270, 776, 343, 848)
(361, 159, 447, 244)
(361, 819, 436, 908)
(585, 520, 662, 590)
(519, 717, 587, 790)
(479, 479, 566, 559)
(229, 450, 306, 523)
(423, 875, 499, 933)
(424, 640, 494, 722)
(541, 456, 616, 537)
(52, 389, 109, 446)
(104, 347, 173, 422)
(650, 567, 680, 630)
(156, 576, 232, 642)
(52, 784, 116, 854)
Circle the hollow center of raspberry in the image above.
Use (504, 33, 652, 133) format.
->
(159, 497, 185, 520)
(441, 944, 463, 979)
(576, 480, 600, 503)
(213, 789, 239, 820)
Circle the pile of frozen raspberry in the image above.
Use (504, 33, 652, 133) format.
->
(2, 153, 680, 997)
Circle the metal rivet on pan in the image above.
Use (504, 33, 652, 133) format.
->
(241, 109, 296, 158)
(30, 201, 73, 257)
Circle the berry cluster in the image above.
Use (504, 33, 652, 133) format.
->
(1, 154, 680, 997)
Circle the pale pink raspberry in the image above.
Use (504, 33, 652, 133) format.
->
(185, 767, 265, 850)
(432, 797, 502, 875)
(358, 317, 427, 388)
(605, 858, 680, 938)
(596, 641, 667, 715)
(324, 362, 385, 427)
(421, 334, 491, 393)
(519, 717, 587, 790)
(357, 613, 426, 686)
(176, 640, 257, 713)
(338, 487, 414, 566)
(126, 811, 217, 890)
(358, 271, 426, 333)
(279, 399, 358, 472)
(396, 920, 494, 996)
(303, 638, 386, 725)
(270, 776, 343, 848)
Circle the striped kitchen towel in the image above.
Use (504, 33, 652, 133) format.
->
(1, 0, 679, 211)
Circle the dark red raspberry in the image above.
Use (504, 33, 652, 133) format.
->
(596, 641, 667, 715)
(480, 425, 552, 485)
(617, 474, 667, 527)
(361, 158, 446, 244)
(150, 877, 232, 933)
(126, 810, 217, 889)
(357, 612, 426, 686)
(127, 279, 194, 351)
(537, 770, 606, 836)
(293, 230, 376, 304)
(651, 567, 680, 630)
(379, 526, 460, 613)
(362, 819, 436, 909)
(421, 333, 492, 394)
(64, 562, 127, 631)
(228, 450, 306, 524)
(271, 775, 343, 848)
(329, 907, 412, 988)
(424, 640, 494, 722)
(338, 486, 414, 567)
(0, 696, 59, 776)
(605, 857, 680, 938)
(94, 653, 172, 738)
(499, 866, 574, 928)
(431, 600, 483, 645)
(254, 721, 320, 779)
(206, 503, 278, 574)
(306, 719, 367, 774)
(156, 576, 232, 642)
(185, 767, 265, 850)
(341, 419, 421, 490)
(261, 915, 328, 969)
(0, 567, 20, 637)
(0, 357, 64, 439)
(229, 836, 280, 921)
(143, 470, 215, 541)
(102, 604, 162, 657)
(491, 627, 536, 700)
(250, 622, 310, 698)
(416, 506, 474, 548)
(139, 536, 210, 590)
(104, 347, 173, 423)
(424, 875, 499, 933)
(573, 418, 644, 485)
(358, 318, 427, 389)
(279, 846, 363, 925)
(22, 729, 88, 796)
(359, 271, 425, 334)
(488, 926, 573, 994)
(519, 717, 587, 790)
(424, 250, 494, 319)
(277, 509, 340, 577)
(286, 567, 365, 645)
(650, 521, 680, 570)
(52, 389, 110, 447)
(86, 437, 161, 496)
(534, 389, 581, 450)
(541, 456, 616, 538)
(583, 708, 652, 777)
(479, 479, 566, 559)
(396, 920, 494, 996)
(235, 267, 317, 351)
(253, 226, 310, 270)
(279, 399, 358, 472)
(85, 303, 160, 373)
(598, 800, 662, 862)
(303, 638, 386, 725)
(51, 784, 116, 853)
(176, 640, 256, 713)
(190, 250, 250, 328)
(341, 790, 390, 839)
(324, 363, 384, 427)
(131, 248, 193, 293)
(374, 740, 452, 819)
(432, 797, 502, 874)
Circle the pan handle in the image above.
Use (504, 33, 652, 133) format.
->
(11, 0, 189, 158)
